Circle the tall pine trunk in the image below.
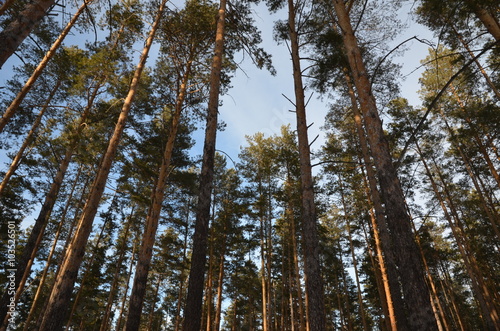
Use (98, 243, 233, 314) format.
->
(331, 0, 437, 329)
(38, 1, 165, 327)
(125, 59, 193, 331)
(182, 0, 226, 328)
(286, 0, 325, 329)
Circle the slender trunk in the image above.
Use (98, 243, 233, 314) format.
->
(418, 142, 500, 330)
(214, 253, 225, 331)
(348, 71, 403, 331)
(452, 26, 500, 100)
(182, 0, 225, 328)
(23, 165, 83, 331)
(116, 242, 137, 331)
(287, 0, 325, 329)
(125, 59, 192, 331)
(174, 203, 191, 331)
(204, 242, 215, 331)
(65, 218, 109, 329)
(0, 0, 92, 131)
(100, 206, 135, 331)
(147, 276, 162, 330)
(331, 1, 437, 329)
(0, 79, 60, 195)
(38, 1, 164, 327)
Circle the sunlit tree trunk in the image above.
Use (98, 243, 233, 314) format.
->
(38, 1, 165, 327)
(65, 218, 109, 329)
(348, 71, 403, 331)
(418, 141, 500, 330)
(0, 0, 93, 132)
(331, 1, 437, 328)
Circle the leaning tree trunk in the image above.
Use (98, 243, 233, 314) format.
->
(182, 0, 226, 329)
(0, 0, 58, 67)
(38, 1, 165, 328)
(124, 59, 193, 331)
(0, 0, 93, 132)
(331, 0, 438, 329)
(286, 0, 325, 329)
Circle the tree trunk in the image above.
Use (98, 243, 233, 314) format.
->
(331, 1, 438, 329)
(348, 70, 404, 331)
(22, 165, 83, 331)
(125, 59, 192, 331)
(469, 2, 500, 41)
(286, 0, 325, 329)
(0, 0, 58, 67)
(0, 0, 15, 16)
(38, 0, 165, 327)
(0, 0, 92, 132)
(182, 0, 225, 328)
(418, 142, 500, 330)
(100, 205, 135, 331)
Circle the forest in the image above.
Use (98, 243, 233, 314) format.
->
(0, 0, 499, 330)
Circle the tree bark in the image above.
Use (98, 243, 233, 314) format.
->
(331, 0, 438, 329)
(286, 0, 326, 329)
(182, 0, 226, 328)
(38, 0, 165, 327)
(0, 0, 57, 68)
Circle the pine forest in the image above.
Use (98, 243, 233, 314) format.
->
(0, 0, 499, 330)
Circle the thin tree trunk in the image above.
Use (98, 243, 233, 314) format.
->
(125, 59, 192, 331)
(286, 0, 325, 329)
(452, 26, 500, 100)
(22, 164, 83, 331)
(182, 0, 225, 328)
(116, 242, 137, 331)
(38, 1, 164, 327)
(100, 205, 135, 331)
(0, 79, 60, 195)
(418, 142, 500, 330)
(213, 252, 225, 331)
(0, 0, 92, 132)
(348, 70, 403, 331)
(260, 211, 269, 331)
(331, 1, 437, 329)
(65, 217, 110, 329)
(147, 275, 162, 330)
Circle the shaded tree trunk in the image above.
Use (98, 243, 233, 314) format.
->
(182, 0, 226, 328)
(286, 0, 325, 329)
(331, 1, 437, 329)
